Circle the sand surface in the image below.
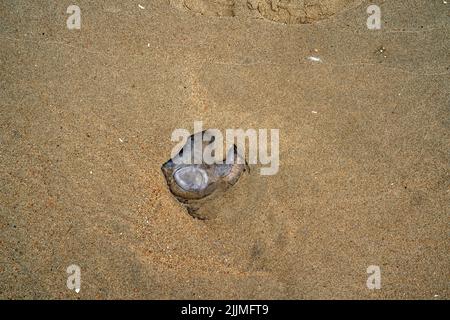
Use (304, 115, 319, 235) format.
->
(0, 0, 449, 299)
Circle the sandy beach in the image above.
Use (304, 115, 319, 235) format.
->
(0, 0, 449, 299)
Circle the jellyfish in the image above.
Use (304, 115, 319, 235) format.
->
(161, 130, 248, 219)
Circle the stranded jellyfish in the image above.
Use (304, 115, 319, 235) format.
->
(161, 130, 248, 219)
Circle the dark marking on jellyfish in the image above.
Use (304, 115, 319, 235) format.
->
(161, 130, 249, 219)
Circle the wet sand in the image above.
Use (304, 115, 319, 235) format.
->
(0, 0, 449, 299)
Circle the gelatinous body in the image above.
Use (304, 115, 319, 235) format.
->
(161, 130, 248, 219)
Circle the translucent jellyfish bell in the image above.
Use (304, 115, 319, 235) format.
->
(173, 166, 209, 192)
(161, 131, 248, 219)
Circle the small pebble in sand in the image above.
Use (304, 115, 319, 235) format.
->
(307, 56, 322, 63)
(377, 46, 387, 57)
(119, 138, 124, 143)
(312, 111, 318, 114)
(138, 4, 145, 10)
(375, 46, 387, 59)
